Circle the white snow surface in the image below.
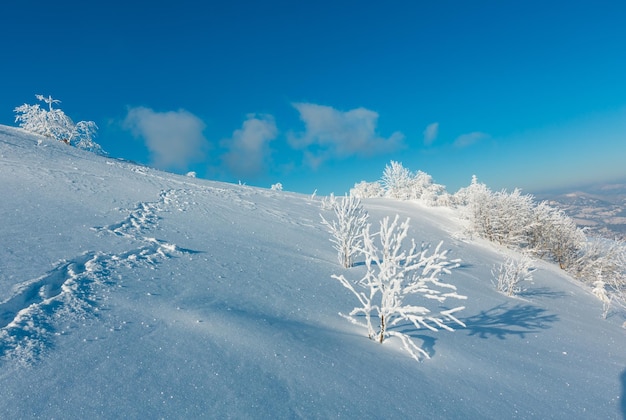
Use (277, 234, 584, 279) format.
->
(1, 124, 625, 418)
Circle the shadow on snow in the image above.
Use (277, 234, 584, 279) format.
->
(461, 303, 559, 339)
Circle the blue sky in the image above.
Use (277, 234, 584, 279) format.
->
(2, 0, 626, 195)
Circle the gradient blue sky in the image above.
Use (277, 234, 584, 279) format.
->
(2, 0, 625, 195)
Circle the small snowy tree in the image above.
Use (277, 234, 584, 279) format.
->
(70, 120, 104, 154)
(320, 192, 339, 211)
(381, 161, 413, 199)
(350, 180, 384, 198)
(332, 215, 466, 361)
(14, 95, 73, 141)
(576, 239, 626, 317)
(320, 195, 369, 268)
(488, 189, 535, 247)
(270, 182, 283, 191)
(491, 255, 534, 296)
(14, 94, 105, 154)
(455, 175, 494, 238)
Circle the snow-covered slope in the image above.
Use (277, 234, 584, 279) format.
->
(1, 124, 625, 418)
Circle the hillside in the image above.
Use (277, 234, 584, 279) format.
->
(1, 124, 625, 419)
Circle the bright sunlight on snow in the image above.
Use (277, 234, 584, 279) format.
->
(1, 125, 625, 418)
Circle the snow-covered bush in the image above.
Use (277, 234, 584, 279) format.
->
(487, 189, 535, 246)
(592, 280, 613, 319)
(332, 215, 466, 361)
(455, 177, 535, 247)
(320, 192, 339, 211)
(531, 204, 584, 270)
(454, 177, 624, 317)
(348, 161, 451, 204)
(321, 194, 369, 268)
(455, 177, 583, 269)
(270, 182, 283, 191)
(381, 161, 413, 199)
(14, 94, 105, 155)
(350, 180, 384, 198)
(576, 239, 626, 318)
(491, 255, 534, 296)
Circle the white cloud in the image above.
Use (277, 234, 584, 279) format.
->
(124, 107, 208, 170)
(454, 131, 490, 148)
(423, 122, 439, 146)
(221, 114, 278, 178)
(289, 103, 404, 167)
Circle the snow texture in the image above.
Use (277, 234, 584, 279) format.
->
(1, 125, 625, 418)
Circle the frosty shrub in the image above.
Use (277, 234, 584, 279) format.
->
(379, 161, 450, 205)
(320, 192, 339, 211)
(320, 194, 369, 268)
(332, 215, 466, 361)
(455, 177, 535, 247)
(491, 255, 534, 296)
(14, 94, 105, 155)
(270, 182, 283, 191)
(381, 161, 413, 199)
(530, 204, 584, 270)
(455, 177, 584, 270)
(576, 239, 626, 318)
(350, 180, 384, 199)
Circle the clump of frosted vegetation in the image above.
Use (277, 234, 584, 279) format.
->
(14, 94, 105, 155)
(491, 255, 534, 297)
(453, 174, 626, 317)
(578, 239, 626, 318)
(332, 215, 466, 361)
(350, 161, 450, 206)
(186, 171, 196, 178)
(350, 180, 384, 199)
(320, 194, 368, 268)
(320, 193, 338, 211)
(270, 182, 283, 191)
(349, 160, 626, 318)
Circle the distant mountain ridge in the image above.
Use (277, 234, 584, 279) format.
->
(534, 182, 626, 240)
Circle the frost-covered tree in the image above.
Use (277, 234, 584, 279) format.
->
(70, 120, 104, 154)
(488, 189, 535, 246)
(410, 170, 450, 206)
(270, 182, 283, 191)
(539, 207, 584, 270)
(491, 255, 534, 296)
(379, 161, 450, 205)
(576, 238, 626, 317)
(350, 180, 384, 198)
(454, 175, 493, 238)
(321, 195, 369, 268)
(320, 192, 339, 211)
(381, 161, 413, 199)
(332, 215, 466, 360)
(15, 95, 74, 141)
(14, 94, 105, 155)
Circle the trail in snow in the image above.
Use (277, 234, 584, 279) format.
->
(0, 189, 197, 365)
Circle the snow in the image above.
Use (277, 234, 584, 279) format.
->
(1, 124, 625, 418)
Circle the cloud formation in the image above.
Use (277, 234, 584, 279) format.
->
(423, 122, 439, 146)
(289, 103, 404, 167)
(221, 114, 278, 178)
(454, 131, 490, 148)
(124, 107, 208, 170)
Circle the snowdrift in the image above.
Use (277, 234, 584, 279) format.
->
(0, 125, 625, 418)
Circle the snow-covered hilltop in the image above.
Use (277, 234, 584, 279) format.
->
(1, 125, 625, 418)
